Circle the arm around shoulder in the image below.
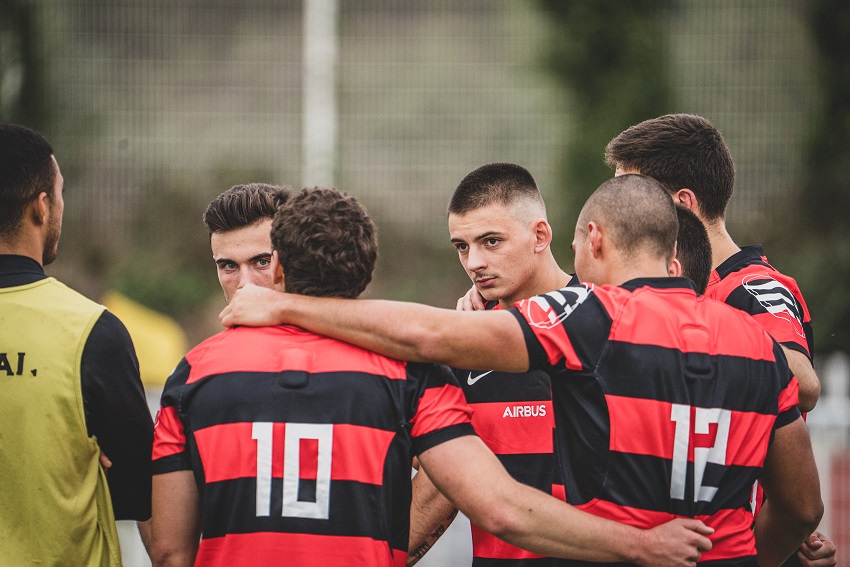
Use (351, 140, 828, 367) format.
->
(417, 435, 712, 566)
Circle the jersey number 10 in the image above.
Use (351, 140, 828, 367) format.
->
(252, 422, 334, 519)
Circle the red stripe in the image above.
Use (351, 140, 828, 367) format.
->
(152, 405, 186, 460)
(778, 377, 799, 413)
(195, 532, 405, 567)
(471, 524, 546, 560)
(578, 500, 755, 561)
(195, 422, 395, 484)
(514, 296, 583, 370)
(186, 326, 407, 384)
(409, 383, 472, 438)
(608, 395, 776, 467)
(597, 288, 778, 361)
(750, 312, 807, 350)
(469, 401, 553, 455)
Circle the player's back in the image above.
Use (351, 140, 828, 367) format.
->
(153, 324, 471, 567)
(514, 279, 798, 565)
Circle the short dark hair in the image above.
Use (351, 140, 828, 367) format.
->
(0, 124, 56, 237)
(604, 114, 735, 221)
(203, 183, 291, 234)
(582, 174, 678, 263)
(271, 187, 377, 299)
(674, 204, 712, 294)
(448, 162, 546, 217)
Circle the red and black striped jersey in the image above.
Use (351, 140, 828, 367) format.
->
(706, 246, 813, 360)
(509, 278, 800, 566)
(454, 301, 565, 567)
(152, 324, 474, 567)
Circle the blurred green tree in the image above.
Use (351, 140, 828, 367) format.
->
(774, 0, 850, 354)
(536, 0, 672, 251)
(0, 0, 50, 128)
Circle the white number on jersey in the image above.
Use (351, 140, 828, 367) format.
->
(252, 422, 334, 519)
(669, 404, 731, 502)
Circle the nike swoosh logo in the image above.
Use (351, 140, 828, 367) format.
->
(467, 370, 494, 385)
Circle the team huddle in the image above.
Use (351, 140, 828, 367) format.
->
(0, 115, 837, 567)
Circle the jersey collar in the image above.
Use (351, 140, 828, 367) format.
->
(0, 254, 47, 288)
(620, 276, 695, 292)
(713, 245, 767, 279)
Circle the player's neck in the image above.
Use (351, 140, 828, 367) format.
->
(704, 219, 740, 270)
(0, 231, 45, 266)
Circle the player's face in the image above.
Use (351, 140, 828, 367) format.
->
(42, 156, 64, 266)
(448, 203, 539, 305)
(210, 218, 275, 303)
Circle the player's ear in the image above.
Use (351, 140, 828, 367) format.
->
(27, 192, 50, 226)
(533, 218, 553, 252)
(673, 189, 699, 214)
(669, 257, 682, 278)
(587, 221, 604, 258)
(271, 250, 285, 286)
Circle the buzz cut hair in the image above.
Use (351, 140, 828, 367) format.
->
(581, 174, 678, 264)
(448, 162, 546, 221)
(604, 114, 735, 221)
(203, 183, 291, 235)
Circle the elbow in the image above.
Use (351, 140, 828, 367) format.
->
(148, 541, 191, 567)
(797, 383, 820, 413)
(787, 497, 824, 541)
(801, 498, 825, 535)
(470, 506, 527, 546)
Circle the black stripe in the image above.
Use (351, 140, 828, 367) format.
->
(598, 342, 790, 413)
(413, 422, 476, 455)
(177, 371, 412, 432)
(497, 452, 559, 490)
(201, 477, 408, 547)
(455, 367, 552, 403)
(595, 452, 759, 516)
(472, 558, 566, 566)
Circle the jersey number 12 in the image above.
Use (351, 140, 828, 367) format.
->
(669, 404, 731, 502)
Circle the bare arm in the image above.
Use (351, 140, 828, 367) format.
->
(418, 435, 712, 567)
(408, 466, 458, 566)
(138, 519, 152, 557)
(150, 471, 202, 567)
(220, 284, 530, 372)
(754, 417, 823, 567)
(783, 347, 820, 412)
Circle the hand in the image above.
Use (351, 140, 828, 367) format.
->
(456, 285, 487, 312)
(796, 532, 836, 567)
(99, 452, 113, 469)
(636, 518, 713, 567)
(220, 284, 286, 328)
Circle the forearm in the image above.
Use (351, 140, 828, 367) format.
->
(420, 436, 643, 564)
(755, 501, 818, 567)
(265, 293, 527, 371)
(408, 468, 458, 566)
(138, 519, 152, 556)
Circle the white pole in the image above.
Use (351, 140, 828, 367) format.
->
(302, 0, 339, 188)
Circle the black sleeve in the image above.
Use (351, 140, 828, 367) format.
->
(81, 310, 153, 521)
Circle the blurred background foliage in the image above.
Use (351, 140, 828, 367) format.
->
(1, 0, 847, 353)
